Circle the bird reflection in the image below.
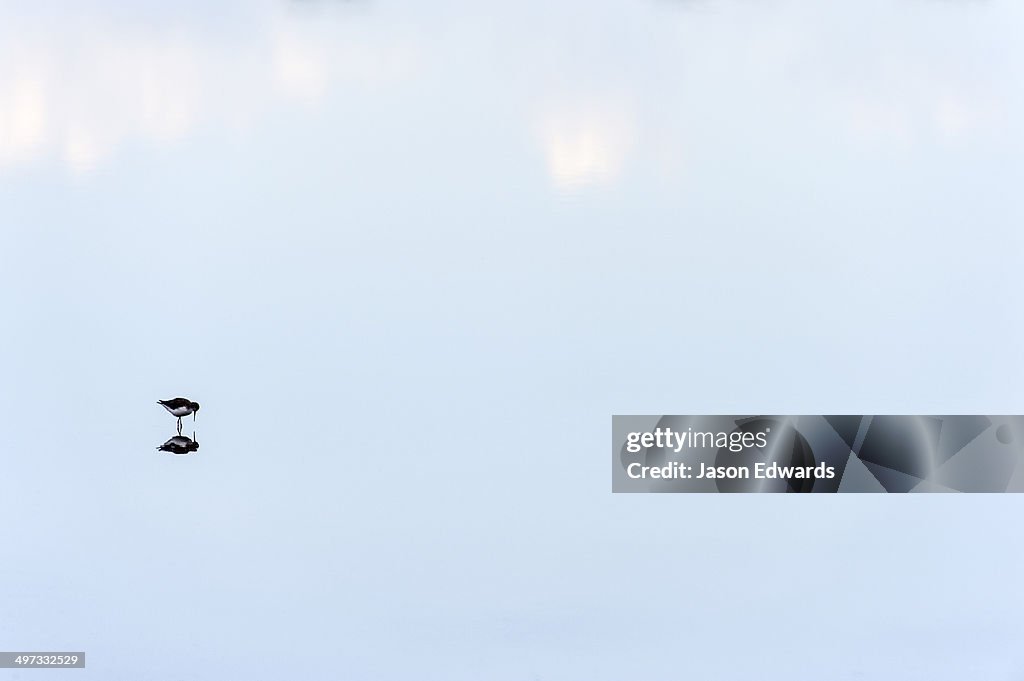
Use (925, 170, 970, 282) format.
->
(157, 434, 200, 455)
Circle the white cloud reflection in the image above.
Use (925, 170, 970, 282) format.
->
(0, 1, 1019, 186)
(526, 1, 1019, 190)
(538, 100, 635, 191)
(0, 73, 48, 166)
(0, 7, 422, 175)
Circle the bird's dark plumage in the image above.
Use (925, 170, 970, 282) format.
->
(158, 398, 200, 415)
(159, 398, 201, 434)
(159, 398, 195, 411)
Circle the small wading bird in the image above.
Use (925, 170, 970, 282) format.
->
(157, 434, 199, 455)
(158, 398, 200, 433)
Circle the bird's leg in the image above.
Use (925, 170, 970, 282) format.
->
(177, 418, 183, 434)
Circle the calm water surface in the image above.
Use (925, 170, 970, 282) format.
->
(2, 1, 1023, 679)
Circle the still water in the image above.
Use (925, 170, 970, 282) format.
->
(2, 1, 1023, 679)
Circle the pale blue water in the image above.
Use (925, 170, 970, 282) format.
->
(2, 1, 1023, 679)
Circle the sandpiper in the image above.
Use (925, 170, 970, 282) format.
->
(158, 398, 200, 433)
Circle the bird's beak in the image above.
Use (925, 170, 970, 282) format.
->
(193, 411, 197, 422)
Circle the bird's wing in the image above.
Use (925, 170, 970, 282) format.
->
(159, 398, 191, 408)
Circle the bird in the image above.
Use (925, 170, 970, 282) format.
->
(158, 398, 200, 433)
(157, 434, 199, 455)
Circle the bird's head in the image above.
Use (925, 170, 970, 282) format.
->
(190, 401, 201, 415)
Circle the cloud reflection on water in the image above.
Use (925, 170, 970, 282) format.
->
(0, 1, 1019, 186)
(0, 6, 423, 175)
